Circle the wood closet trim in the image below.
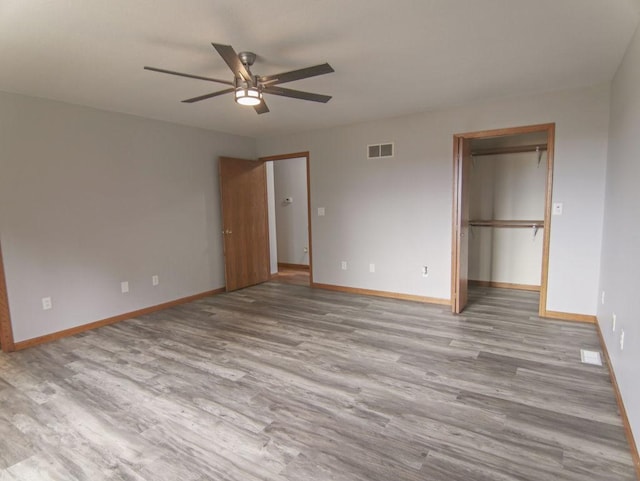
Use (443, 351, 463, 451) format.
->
(0, 241, 16, 352)
(451, 122, 555, 318)
(259, 151, 313, 285)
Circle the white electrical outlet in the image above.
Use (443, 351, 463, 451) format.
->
(620, 329, 625, 351)
(121, 281, 129, 293)
(152, 275, 159, 286)
(612, 313, 616, 332)
(317, 207, 325, 216)
(341, 261, 347, 270)
(553, 202, 563, 215)
(601, 290, 606, 305)
(369, 263, 375, 273)
(41, 297, 52, 310)
(422, 266, 429, 277)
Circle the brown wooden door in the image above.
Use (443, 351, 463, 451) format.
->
(0, 241, 15, 352)
(453, 137, 471, 313)
(219, 157, 271, 292)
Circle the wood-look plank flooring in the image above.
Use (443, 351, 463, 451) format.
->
(272, 268, 310, 286)
(0, 283, 636, 480)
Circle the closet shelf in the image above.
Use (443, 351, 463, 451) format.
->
(469, 220, 545, 228)
(471, 144, 547, 157)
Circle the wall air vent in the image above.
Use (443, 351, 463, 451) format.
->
(367, 142, 394, 159)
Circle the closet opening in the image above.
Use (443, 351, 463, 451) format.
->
(451, 123, 555, 316)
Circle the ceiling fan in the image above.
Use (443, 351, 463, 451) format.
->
(144, 43, 334, 114)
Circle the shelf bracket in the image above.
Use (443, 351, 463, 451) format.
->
(537, 146, 543, 167)
(533, 224, 540, 239)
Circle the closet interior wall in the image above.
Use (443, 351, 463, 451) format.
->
(468, 132, 548, 290)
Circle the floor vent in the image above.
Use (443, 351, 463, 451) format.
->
(580, 349, 602, 366)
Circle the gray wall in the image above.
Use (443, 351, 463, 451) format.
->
(273, 157, 309, 266)
(0, 91, 255, 342)
(599, 22, 640, 452)
(257, 84, 610, 313)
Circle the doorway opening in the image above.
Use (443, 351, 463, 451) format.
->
(451, 123, 555, 316)
(218, 152, 312, 292)
(261, 152, 312, 287)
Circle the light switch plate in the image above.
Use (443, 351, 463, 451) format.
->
(317, 207, 325, 216)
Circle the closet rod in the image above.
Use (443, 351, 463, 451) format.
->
(469, 220, 544, 228)
(471, 144, 547, 157)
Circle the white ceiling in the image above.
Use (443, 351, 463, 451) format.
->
(1, 0, 639, 138)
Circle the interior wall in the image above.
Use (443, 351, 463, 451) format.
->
(273, 157, 309, 266)
(0, 91, 256, 343)
(470, 228, 543, 286)
(599, 21, 640, 455)
(468, 147, 547, 286)
(257, 83, 610, 314)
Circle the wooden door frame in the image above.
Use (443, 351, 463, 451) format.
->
(0, 241, 16, 352)
(451, 123, 555, 317)
(259, 151, 313, 285)
(451, 137, 471, 313)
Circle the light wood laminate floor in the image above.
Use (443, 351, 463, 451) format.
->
(0, 283, 636, 480)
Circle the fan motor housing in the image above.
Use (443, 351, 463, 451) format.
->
(238, 51, 256, 67)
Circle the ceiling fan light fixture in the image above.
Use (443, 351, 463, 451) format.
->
(235, 86, 262, 106)
(145, 43, 334, 114)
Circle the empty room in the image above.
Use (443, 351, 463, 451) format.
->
(1, 1, 639, 480)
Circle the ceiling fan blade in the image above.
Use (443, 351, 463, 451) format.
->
(260, 63, 334, 85)
(211, 43, 252, 82)
(263, 85, 332, 103)
(144, 66, 233, 85)
(181, 88, 235, 103)
(254, 100, 270, 115)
